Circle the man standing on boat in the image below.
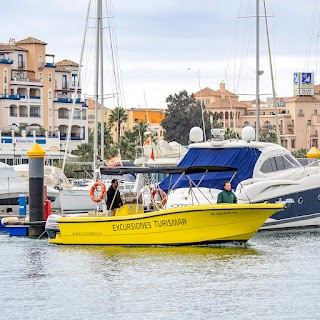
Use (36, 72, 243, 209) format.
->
(217, 181, 237, 204)
(106, 179, 123, 215)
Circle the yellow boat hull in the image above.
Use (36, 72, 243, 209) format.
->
(49, 203, 284, 245)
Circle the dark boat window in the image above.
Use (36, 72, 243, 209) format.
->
(261, 158, 277, 173)
(275, 156, 285, 170)
(283, 154, 301, 168)
(261, 154, 302, 173)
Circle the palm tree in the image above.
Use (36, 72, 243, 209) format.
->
(132, 121, 148, 146)
(108, 107, 128, 143)
(224, 127, 240, 140)
(73, 143, 93, 162)
(259, 132, 277, 143)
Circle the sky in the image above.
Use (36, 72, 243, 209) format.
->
(1, 0, 320, 109)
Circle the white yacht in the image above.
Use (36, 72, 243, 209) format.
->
(0, 162, 29, 214)
(161, 126, 320, 229)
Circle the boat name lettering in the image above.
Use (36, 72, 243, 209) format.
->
(211, 211, 237, 216)
(112, 221, 152, 232)
(112, 218, 187, 232)
(153, 218, 187, 228)
(72, 231, 102, 236)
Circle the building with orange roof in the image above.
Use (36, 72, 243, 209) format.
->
(87, 98, 165, 142)
(0, 37, 88, 164)
(193, 82, 320, 151)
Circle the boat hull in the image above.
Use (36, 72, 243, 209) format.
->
(49, 203, 284, 245)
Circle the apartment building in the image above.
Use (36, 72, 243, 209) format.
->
(194, 82, 320, 151)
(0, 37, 88, 163)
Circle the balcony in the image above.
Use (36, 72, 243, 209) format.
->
(298, 112, 305, 117)
(38, 62, 45, 69)
(10, 113, 18, 117)
(54, 97, 83, 104)
(0, 94, 21, 100)
(0, 58, 13, 64)
(45, 62, 56, 68)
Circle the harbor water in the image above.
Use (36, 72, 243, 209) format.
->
(1, 229, 320, 320)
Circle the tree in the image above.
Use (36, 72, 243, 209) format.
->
(292, 148, 307, 158)
(108, 107, 128, 143)
(224, 127, 240, 140)
(132, 121, 149, 146)
(161, 90, 221, 145)
(73, 143, 93, 162)
(259, 132, 278, 143)
(115, 129, 137, 161)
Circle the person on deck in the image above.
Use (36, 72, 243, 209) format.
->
(106, 179, 123, 215)
(217, 181, 237, 204)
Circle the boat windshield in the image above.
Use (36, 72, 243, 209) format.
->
(160, 147, 261, 191)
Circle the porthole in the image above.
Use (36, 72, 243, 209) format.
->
(298, 197, 303, 204)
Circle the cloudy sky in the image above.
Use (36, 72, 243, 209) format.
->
(1, 0, 320, 108)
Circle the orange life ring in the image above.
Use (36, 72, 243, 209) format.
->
(90, 182, 106, 203)
(151, 189, 167, 207)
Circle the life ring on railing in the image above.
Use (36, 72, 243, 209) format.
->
(90, 182, 106, 203)
(151, 189, 167, 207)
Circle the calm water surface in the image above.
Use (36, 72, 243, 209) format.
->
(1, 229, 320, 320)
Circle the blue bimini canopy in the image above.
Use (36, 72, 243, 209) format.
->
(159, 147, 261, 192)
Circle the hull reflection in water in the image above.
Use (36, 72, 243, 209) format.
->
(48, 203, 284, 245)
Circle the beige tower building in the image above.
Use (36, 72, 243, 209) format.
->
(0, 37, 88, 161)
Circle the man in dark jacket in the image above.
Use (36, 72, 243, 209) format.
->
(106, 179, 123, 214)
(217, 181, 237, 204)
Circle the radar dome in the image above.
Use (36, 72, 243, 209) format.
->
(189, 127, 204, 142)
(242, 126, 255, 141)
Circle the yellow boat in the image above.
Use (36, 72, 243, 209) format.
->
(48, 166, 285, 245)
(49, 202, 284, 245)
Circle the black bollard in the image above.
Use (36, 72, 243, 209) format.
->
(27, 143, 46, 238)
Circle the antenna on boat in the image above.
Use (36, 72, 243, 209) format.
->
(255, 0, 260, 142)
(263, 0, 281, 145)
(197, 69, 207, 141)
(143, 91, 150, 127)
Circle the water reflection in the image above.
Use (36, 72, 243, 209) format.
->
(54, 243, 260, 261)
(23, 247, 47, 279)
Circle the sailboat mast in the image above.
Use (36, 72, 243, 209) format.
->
(62, 0, 91, 174)
(99, 0, 105, 162)
(255, 0, 260, 142)
(94, 0, 101, 180)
